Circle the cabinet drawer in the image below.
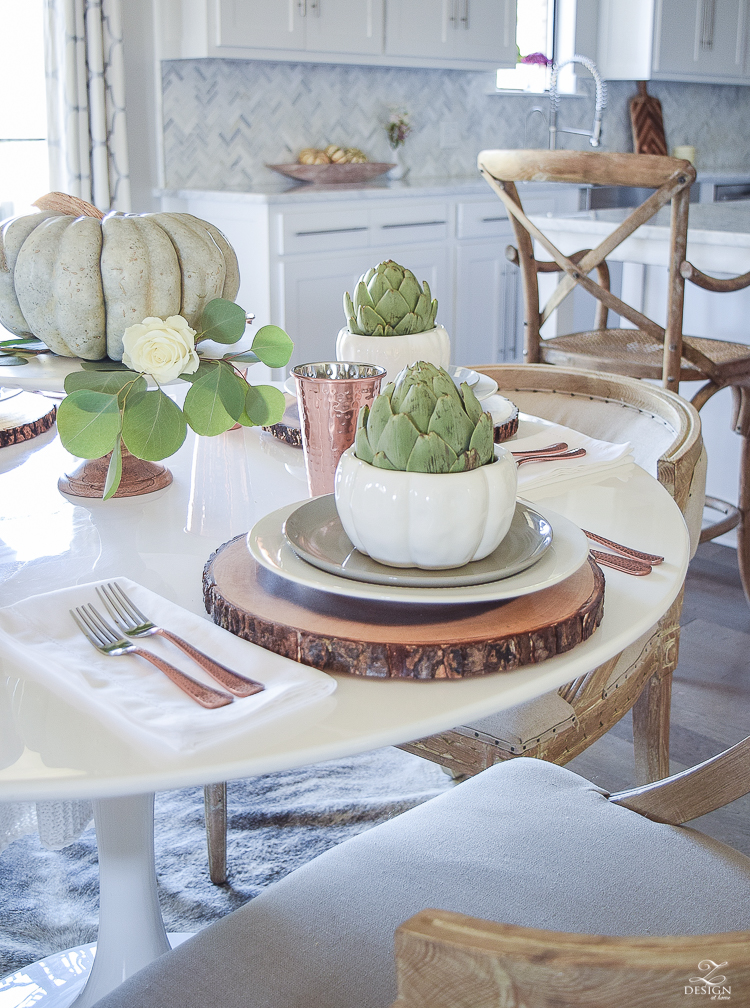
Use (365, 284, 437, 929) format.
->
(279, 209, 370, 255)
(456, 201, 510, 239)
(370, 203, 449, 245)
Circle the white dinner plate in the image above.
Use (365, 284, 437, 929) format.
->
(284, 366, 499, 401)
(248, 499, 588, 605)
(283, 495, 553, 587)
(448, 365, 480, 387)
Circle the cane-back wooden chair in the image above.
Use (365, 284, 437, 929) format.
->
(477, 149, 750, 603)
(201, 364, 705, 884)
(397, 363, 704, 785)
(92, 736, 750, 1008)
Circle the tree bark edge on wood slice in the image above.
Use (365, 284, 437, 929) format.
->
(0, 392, 57, 448)
(493, 405, 519, 443)
(202, 535, 605, 680)
(263, 398, 519, 448)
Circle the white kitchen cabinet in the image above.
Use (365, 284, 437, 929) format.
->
(598, 0, 750, 84)
(160, 0, 516, 69)
(385, 0, 516, 65)
(280, 252, 378, 369)
(217, 0, 383, 56)
(455, 239, 520, 367)
(281, 244, 450, 368)
(159, 184, 584, 375)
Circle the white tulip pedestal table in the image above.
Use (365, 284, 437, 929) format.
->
(0, 403, 691, 1007)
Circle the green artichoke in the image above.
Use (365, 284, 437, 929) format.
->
(343, 260, 438, 337)
(354, 361, 495, 474)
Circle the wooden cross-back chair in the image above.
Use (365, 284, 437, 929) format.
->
(478, 149, 750, 603)
(397, 363, 704, 788)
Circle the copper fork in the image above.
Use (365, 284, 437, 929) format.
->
(71, 604, 234, 708)
(97, 582, 264, 698)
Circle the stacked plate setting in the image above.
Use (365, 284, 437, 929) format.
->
(248, 497, 589, 606)
(253, 365, 590, 604)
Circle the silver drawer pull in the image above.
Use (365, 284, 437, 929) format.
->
(481, 216, 507, 222)
(380, 220, 446, 230)
(295, 226, 367, 237)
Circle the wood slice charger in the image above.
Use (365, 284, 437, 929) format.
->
(263, 397, 520, 449)
(0, 389, 56, 448)
(203, 536, 605, 680)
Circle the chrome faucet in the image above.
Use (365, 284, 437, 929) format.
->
(549, 55, 607, 150)
(524, 106, 547, 149)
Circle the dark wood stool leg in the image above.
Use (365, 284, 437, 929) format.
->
(732, 386, 750, 607)
(203, 782, 228, 886)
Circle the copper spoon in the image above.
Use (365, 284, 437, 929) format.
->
(584, 530, 664, 565)
(590, 550, 653, 577)
(510, 442, 568, 457)
(515, 448, 587, 466)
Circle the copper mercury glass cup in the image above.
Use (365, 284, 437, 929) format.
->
(293, 361, 386, 497)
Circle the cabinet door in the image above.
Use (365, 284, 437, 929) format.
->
(281, 253, 377, 369)
(450, 0, 516, 64)
(218, 0, 305, 51)
(455, 240, 521, 367)
(370, 243, 453, 329)
(385, 0, 452, 59)
(656, 0, 748, 81)
(386, 0, 515, 62)
(280, 245, 451, 370)
(305, 0, 384, 54)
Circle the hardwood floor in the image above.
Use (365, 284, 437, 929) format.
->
(565, 541, 750, 856)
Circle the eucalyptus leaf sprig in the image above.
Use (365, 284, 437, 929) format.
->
(56, 298, 293, 499)
(0, 336, 52, 366)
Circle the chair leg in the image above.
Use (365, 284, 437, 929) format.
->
(203, 782, 228, 886)
(735, 399, 750, 607)
(632, 669, 672, 784)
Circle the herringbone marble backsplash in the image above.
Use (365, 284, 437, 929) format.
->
(162, 58, 750, 190)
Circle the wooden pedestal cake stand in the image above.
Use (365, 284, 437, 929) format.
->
(58, 445, 173, 498)
(203, 536, 604, 679)
(0, 388, 57, 447)
(0, 351, 173, 498)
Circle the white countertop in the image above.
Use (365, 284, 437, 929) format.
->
(531, 199, 750, 273)
(157, 170, 750, 206)
(157, 175, 493, 205)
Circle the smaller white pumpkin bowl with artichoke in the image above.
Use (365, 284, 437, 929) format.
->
(336, 324, 450, 386)
(334, 445, 518, 570)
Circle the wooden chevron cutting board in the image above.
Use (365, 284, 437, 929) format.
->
(630, 81, 667, 156)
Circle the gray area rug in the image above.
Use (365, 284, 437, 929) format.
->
(0, 747, 450, 976)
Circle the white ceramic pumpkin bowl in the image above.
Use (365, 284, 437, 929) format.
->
(334, 445, 518, 570)
(335, 324, 450, 385)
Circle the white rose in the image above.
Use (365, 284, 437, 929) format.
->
(122, 316, 200, 383)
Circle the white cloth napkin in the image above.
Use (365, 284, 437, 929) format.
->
(502, 416, 635, 499)
(0, 578, 336, 756)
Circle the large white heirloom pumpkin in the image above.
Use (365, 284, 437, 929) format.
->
(0, 193, 240, 360)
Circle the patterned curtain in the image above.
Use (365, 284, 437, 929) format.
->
(44, 0, 131, 212)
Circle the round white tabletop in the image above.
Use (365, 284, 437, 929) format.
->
(0, 391, 690, 1008)
(0, 410, 689, 802)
